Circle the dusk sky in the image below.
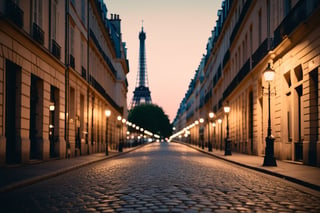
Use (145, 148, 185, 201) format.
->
(105, 0, 222, 122)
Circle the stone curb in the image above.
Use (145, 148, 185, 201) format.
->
(178, 142, 320, 192)
(0, 144, 147, 193)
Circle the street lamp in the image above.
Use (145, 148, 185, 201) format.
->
(49, 102, 55, 157)
(105, 110, 111, 156)
(263, 63, 277, 166)
(212, 122, 216, 150)
(208, 112, 214, 152)
(199, 118, 204, 149)
(218, 118, 222, 150)
(122, 118, 126, 149)
(194, 120, 199, 146)
(117, 115, 122, 152)
(224, 104, 231, 155)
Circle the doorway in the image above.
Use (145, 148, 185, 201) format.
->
(30, 74, 43, 160)
(5, 60, 21, 164)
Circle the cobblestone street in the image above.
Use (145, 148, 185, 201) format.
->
(1, 142, 320, 212)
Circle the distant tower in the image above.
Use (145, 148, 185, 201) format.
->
(131, 24, 152, 108)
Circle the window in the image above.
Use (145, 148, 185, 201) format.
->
(33, 0, 42, 26)
(258, 9, 262, 45)
(294, 65, 303, 82)
(70, 87, 75, 120)
(284, 71, 291, 87)
(286, 93, 292, 142)
(250, 25, 253, 56)
(243, 39, 246, 62)
(81, 0, 86, 23)
(309, 69, 318, 142)
(51, 0, 57, 39)
(81, 39, 84, 67)
(70, 25, 74, 55)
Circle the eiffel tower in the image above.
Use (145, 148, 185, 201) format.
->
(131, 24, 152, 108)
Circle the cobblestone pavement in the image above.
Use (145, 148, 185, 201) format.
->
(1, 142, 320, 212)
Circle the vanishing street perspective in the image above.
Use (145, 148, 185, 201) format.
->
(1, 0, 320, 212)
(0, 142, 320, 212)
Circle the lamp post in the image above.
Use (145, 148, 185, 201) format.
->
(263, 63, 277, 166)
(117, 115, 122, 152)
(212, 122, 216, 150)
(224, 105, 231, 155)
(208, 112, 214, 152)
(199, 118, 204, 149)
(218, 119, 222, 150)
(122, 118, 126, 149)
(105, 110, 111, 156)
(49, 103, 55, 157)
(195, 120, 199, 147)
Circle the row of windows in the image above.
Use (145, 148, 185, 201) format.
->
(175, 0, 296, 123)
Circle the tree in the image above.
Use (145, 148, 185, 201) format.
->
(128, 104, 172, 138)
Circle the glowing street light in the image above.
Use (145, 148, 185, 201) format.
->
(208, 112, 214, 152)
(263, 63, 277, 166)
(224, 104, 231, 156)
(105, 110, 111, 155)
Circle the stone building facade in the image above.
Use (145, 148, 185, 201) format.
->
(173, 0, 320, 166)
(0, 0, 129, 166)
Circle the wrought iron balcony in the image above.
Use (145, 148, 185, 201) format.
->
(32, 23, 44, 45)
(5, 0, 23, 28)
(51, 39, 61, 60)
(273, 0, 320, 47)
(70, 54, 75, 69)
(90, 29, 117, 77)
(81, 66, 87, 80)
(223, 59, 250, 100)
(230, 0, 252, 45)
(251, 38, 272, 68)
(223, 50, 230, 68)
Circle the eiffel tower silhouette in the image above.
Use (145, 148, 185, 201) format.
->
(131, 23, 152, 108)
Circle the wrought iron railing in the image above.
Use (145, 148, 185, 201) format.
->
(223, 59, 250, 100)
(273, 0, 320, 47)
(51, 39, 61, 59)
(90, 29, 117, 77)
(223, 49, 230, 68)
(230, 0, 252, 45)
(81, 66, 87, 80)
(32, 23, 44, 45)
(89, 75, 123, 113)
(5, 0, 23, 28)
(70, 54, 75, 69)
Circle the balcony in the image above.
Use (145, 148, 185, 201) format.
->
(81, 66, 87, 80)
(223, 50, 230, 68)
(51, 39, 61, 60)
(32, 23, 44, 45)
(230, 0, 252, 45)
(90, 29, 117, 77)
(5, 0, 23, 28)
(223, 59, 250, 100)
(70, 54, 75, 69)
(251, 38, 272, 68)
(89, 75, 122, 113)
(273, 0, 320, 47)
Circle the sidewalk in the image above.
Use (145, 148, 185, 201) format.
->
(0, 146, 141, 193)
(180, 142, 320, 192)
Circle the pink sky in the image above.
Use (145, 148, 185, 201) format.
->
(105, 0, 222, 122)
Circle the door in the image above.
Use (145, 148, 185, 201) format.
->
(5, 60, 21, 164)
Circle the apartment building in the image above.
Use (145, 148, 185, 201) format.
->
(0, 0, 129, 166)
(173, 0, 320, 166)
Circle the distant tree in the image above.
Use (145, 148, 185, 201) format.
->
(128, 104, 172, 138)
